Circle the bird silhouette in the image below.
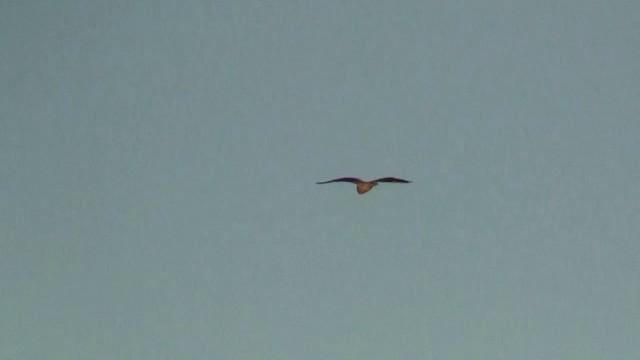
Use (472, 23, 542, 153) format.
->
(316, 177, 411, 195)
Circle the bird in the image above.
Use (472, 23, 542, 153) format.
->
(316, 177, 411, 195)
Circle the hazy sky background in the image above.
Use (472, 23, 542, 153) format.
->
(2, 1, 639, 359)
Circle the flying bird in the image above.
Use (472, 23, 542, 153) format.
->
(316, 177, 411, 195)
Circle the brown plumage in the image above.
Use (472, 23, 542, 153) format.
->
(316, 177, 411, 195)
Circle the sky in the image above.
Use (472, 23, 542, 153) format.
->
(1, 1, 639, 359)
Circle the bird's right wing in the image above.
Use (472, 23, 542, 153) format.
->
(316, 177, 362, 184)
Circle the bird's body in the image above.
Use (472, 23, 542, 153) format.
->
(316, 177, 411, 195)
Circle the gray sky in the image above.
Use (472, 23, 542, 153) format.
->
(2, 1, 639, 359)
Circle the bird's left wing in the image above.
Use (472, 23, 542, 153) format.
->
(374, 177, 411, 183)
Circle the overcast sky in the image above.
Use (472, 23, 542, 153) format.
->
(2, 1, 639, 359)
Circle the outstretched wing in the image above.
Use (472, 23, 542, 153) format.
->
(374, 177, 411, 183)
(316, 177, 363, 185)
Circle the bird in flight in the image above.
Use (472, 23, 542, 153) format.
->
(316, 177, 411, 195)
